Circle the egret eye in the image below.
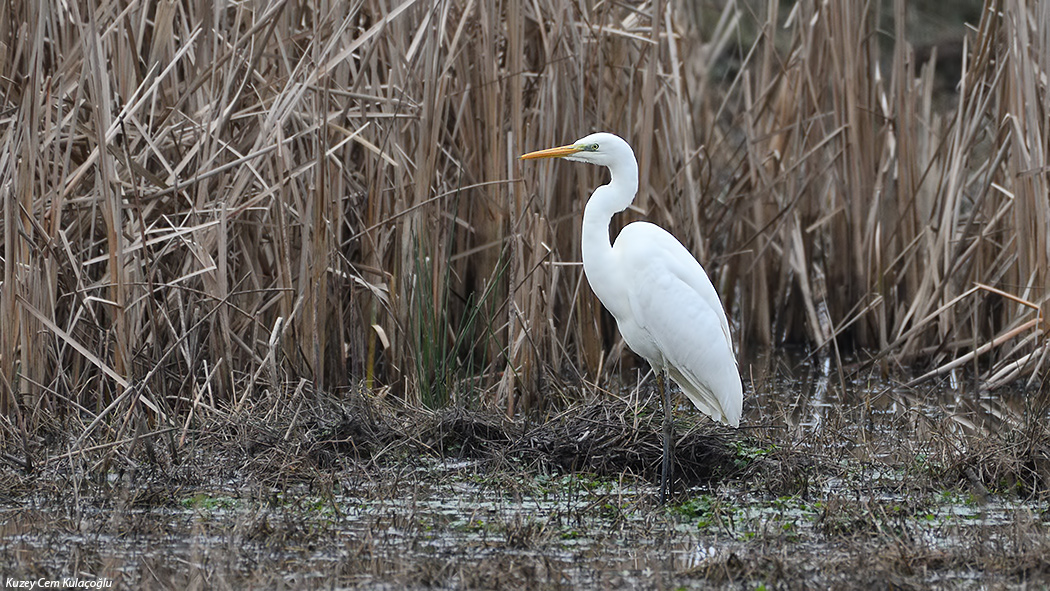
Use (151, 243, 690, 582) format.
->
(590, 143, 600, 151)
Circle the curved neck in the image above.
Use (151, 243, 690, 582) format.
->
(581, 160, 639, 309)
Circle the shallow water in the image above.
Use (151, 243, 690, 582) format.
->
(2, 354, 1047, 589)
(4, 462, 1046, 589)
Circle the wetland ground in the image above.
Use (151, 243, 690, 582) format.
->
(2, 354, 1048, 590)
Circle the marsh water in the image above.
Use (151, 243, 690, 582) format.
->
(2, 353, 1047, 589)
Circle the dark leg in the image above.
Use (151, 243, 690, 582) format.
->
(659, 371, 674, 504)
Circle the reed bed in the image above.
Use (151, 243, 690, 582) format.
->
(0, 0, 1046, 446)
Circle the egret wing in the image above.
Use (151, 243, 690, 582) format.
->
(615, 223, 743, 426)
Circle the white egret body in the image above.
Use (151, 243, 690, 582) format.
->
(521, 132, 742, 500)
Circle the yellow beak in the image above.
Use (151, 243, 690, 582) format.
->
(519, 144, 582, 160)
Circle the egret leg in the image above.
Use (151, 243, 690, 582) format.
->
(659, 371, 674, 504)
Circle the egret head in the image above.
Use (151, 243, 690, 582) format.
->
(520, 132, 635, 169)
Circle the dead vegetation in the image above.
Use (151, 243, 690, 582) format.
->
(2, 375, 1050, 589)
(177, 385, 743, 490)
(0, 0, 1047, 442)
(510, 398, 738, 484)
(1, 0, 1049, 587)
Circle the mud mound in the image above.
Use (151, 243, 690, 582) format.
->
(417, 407, 514, 457)
(511, 400, 739, 486)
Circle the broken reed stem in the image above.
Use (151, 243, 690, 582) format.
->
(0, 0, 1045, 442)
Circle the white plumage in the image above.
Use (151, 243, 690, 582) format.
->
(522, 132, 743, 499)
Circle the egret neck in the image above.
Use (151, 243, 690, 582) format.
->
(580, 153, 638, 320)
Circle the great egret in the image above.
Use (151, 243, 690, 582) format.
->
(521, 132, 742, 502)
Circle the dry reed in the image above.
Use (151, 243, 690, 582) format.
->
(0, 0, 1046, 447)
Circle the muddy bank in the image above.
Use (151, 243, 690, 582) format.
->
(2, 371, 1049, 589)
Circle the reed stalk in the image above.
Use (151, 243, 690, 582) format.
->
(0, 0, 1044, 443)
